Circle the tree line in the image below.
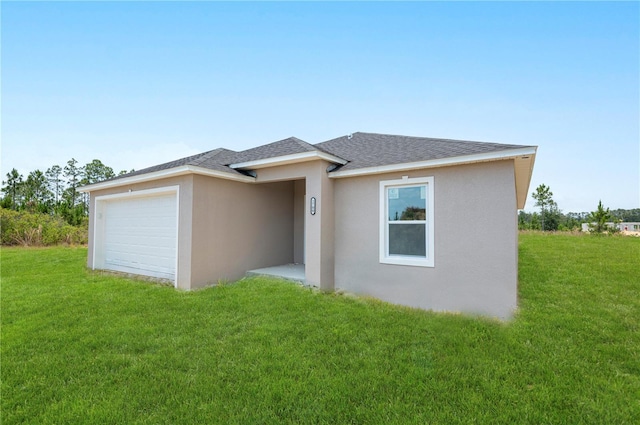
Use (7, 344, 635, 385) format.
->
(1, 159, 130, 226)
(521, 184, 640, 232)
(2, 164, 638, 233)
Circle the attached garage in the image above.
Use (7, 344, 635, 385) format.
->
(92, 186, 179, 284)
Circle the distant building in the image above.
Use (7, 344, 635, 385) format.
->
(581, 222, 640, 233)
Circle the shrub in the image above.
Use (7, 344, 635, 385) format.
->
(0, 208, 87, 246)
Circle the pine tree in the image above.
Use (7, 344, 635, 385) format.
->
(46, 165, 64, 207)
(1, 169, 24, 210)
(588, 200, 613, 234)
(531, 184, 554, 231)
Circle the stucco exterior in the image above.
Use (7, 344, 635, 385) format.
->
(189, 175, 294, 288)
(333, 160, 518, 318)
(254, 160, 335, 290)
(82, 132, 535, 319)
(88, 174, 299, 290)
(87, 175, 195, 288)
(87, 159, 336, 290)
(86, 159, 519, 317)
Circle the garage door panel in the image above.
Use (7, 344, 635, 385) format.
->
(105, 245, 175, 260)
(106, 232, 175, 246)
(100, 192, 177, 281)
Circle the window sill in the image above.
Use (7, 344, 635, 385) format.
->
(380, 256, 434, 268)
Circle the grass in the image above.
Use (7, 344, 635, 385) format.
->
(1, 233, 639, 424)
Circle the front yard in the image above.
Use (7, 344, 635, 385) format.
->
(1, 233, 639, 424)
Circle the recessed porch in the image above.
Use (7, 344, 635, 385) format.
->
(246, 264, 306, 284)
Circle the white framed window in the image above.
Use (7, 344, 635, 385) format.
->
(379, 176, 434, 267)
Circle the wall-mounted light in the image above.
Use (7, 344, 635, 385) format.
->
(310, 197, 316, 215)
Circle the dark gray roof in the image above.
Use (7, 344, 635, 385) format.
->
(104, 132, 533, 184)
(109, 148, 245, 181)
(229, 137, 320, 164)
(316, 132, 533, 172)
(191, 148, 241, 173)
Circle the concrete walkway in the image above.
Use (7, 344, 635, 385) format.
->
(246, 264, 305, 283)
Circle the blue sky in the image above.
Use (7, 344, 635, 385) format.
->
(2, 1, 638, 212)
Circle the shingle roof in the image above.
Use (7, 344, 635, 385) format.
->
(315, 132, 533, 172)
(108, 137, 330, 182)
(99, 132, 534, 184)
(109, 148, 245, 181)
(190, 148, 240, 173)
(229, 137, 320, 164)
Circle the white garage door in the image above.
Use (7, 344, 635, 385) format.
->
(101, 193, 178, 281)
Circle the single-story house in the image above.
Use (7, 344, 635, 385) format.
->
(79, 132, 537, 318)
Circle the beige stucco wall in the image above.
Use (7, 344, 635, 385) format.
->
(293, 180, 305, 264)
(87, 158, 518, 317)
(86, 175, 195, 289)
(333, 160, 518, 319)
(188, 175, 295, 288)
(255, 160, 335, 290)
(87, 160, 335, 291)
(87, 174, 295, 290)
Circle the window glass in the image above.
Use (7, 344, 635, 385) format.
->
(388, 223, 426, 256)
(388, 186, 426, 221)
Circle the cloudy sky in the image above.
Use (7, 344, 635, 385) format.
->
(2, 1, 638, 212)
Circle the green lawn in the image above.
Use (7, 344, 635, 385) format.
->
(2, 233, 639, 424)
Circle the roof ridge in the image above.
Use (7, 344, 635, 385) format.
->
(235, 136, 298, 153)
(229, 136, 325, 164)
(290, 137, 320, 152)
(189, 147, 240, 167)
(189, 148, 225, 167)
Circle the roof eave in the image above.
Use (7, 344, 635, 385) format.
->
(327, 146, 538, 209)
(327, 147, 537, 178)
(229, 151, 348, 170)
(78, 165, 255, 193)
(514, 148, 537, 209)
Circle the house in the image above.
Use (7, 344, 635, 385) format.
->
(79, 132, 537, 318)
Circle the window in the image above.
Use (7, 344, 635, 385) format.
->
(380, 176, 434, 267)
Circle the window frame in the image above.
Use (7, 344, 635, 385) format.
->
(379, 176, 435, 267)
